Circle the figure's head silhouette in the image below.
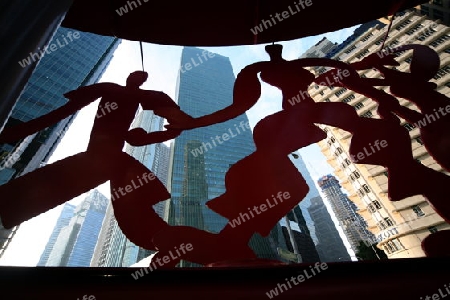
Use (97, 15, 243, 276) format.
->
(126, 71, 148, 88)
(265, 44, 284, 62)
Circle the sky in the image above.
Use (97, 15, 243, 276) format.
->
(0, 24, 360, 266)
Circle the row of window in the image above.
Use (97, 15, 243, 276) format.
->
(349, 170, 361, 181)
(430, 34, 450, 48)
(383, 238, 404, 254)
(378, 217, 394, 230)
(367, 200, 382, 213)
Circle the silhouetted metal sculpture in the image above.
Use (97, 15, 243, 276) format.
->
(1, 43, 449, 267)
(0, 72, 189, 253)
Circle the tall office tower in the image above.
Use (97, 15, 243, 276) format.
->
(167, 47, 286, 266)
(308, 197, 352, 262)
(37, 203, 76, 266)
(0, 26, 120, 257)
(46, 190, 108, 266)
(277, 152, 323, 263)
(317, 175, 375, 254)
(280, 205, 321, 263)
(414, 0, 450, 26)
(307, 10, 450, 258)
(299, 37, 338, 58)
(91, 110, 170, 267)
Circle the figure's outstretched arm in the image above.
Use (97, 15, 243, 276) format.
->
(0, 83, 112, 144)
(126, 128, 182, 146)
(166, 62, 269, 130)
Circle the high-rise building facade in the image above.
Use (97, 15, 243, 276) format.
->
(167, 47, 286, 264)
(317, 175, 375, 254)
(0, 26, 120, 257)
(414, 0, 450, 26)
(308, 10, 450, 258)
(37, 203, 76, 266)
(46, 190, 108, 266)
(91, 110, 170, 267)
(277, 152, 326, 263)
(308, 197, 352, 262)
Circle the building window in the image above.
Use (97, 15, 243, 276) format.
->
(404, 57, 412, 63)
(405, 24, 424, 35)
(353, 171, 360, 179)
(428, 226, 439, 234)
(415, 137, 423, 145)
(362, 184, 371, 193)
(395, 19, 412, 31)
(356, 49, 370, 60)
(433, 65, 450, 80)
(349, 174, 355, 181)
(430, 35, 450, 48)
(367, 203, 376, 213)
(373, 200, 382, 210)
(342, 94, 355, 103)
(391, 239, 404, 251)
(319, 91, 324, 96)
(354, 102, 364, 110)
(344, 45, 357, 54)
(335, 88, 347, 97)
(412, 205, 425, 217)
(330, 137, 336, 143)
(344, 158, 351, 166)
(361, 32, 374, 42)
(337, 147, 343, 154)
(384, 217, 394, 227)
(361, 111, 373, 118)
(417, 28, 436, 41)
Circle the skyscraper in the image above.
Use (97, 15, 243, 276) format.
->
(91, 110, 170, 267)
(309, 9, 450, 258)
(168, 47, 285, 265)
(46, 190, 108, 266)
(317, 175, 375, 254)
(0, 26, 120, 257)
(37, 203, 76, 266)
(308, 197, 352, 262)
(277, 152, 323, 263)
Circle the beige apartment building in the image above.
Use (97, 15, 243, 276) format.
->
(308, 9, 450, 258)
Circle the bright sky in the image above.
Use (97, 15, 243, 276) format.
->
(0, 25, 359, 266)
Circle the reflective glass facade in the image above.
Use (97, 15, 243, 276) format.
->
(0, 26, 120, 257)
(308, 197, 352, 262)
(37, 203, 76, 266)
(91, 110, 170, 267)
(46, 190, 108, 266)
(168, 47, 284, 263)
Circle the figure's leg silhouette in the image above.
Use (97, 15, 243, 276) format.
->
(0, 152, 111, 228)
(110, 154, 170, 251)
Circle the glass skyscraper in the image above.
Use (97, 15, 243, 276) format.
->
(91, 110, 171, 267)
(168, 47, 285, 264)
(318, 175, 375, 253)
(37, 203, 76, 266)
(0, 26, 120, 257)
(308, 196, 352, 262)
(46, 190, 108, 266)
